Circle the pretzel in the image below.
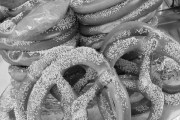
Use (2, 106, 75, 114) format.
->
(79, 0, 162, 36)
(25, 46, 130, 120)
(77, 0, 143, 26)
(101, 21, 180, 66)
(0, 31, 78, 66)
(99, 21, 180, 119)
(7, 46, 73, 120)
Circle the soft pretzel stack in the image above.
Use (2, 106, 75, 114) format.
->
(1, 0, 180, 120)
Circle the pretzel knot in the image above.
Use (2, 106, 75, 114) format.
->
(3, 46, 130, 120)
(101, 21, 180, 120)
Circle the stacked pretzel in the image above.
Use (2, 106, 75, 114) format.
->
(70, 0, 161, 49)
(0, 0, 79, 67)
(1, 0, 180, 120)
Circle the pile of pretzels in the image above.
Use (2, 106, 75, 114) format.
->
(1, 0, 180, 120)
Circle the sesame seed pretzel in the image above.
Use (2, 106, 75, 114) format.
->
(6, 46, 73, 120)
(0, 0, 70, 43)
(77, 0, 143, 26)
(25, 46, 131, 120)
(0, 7, 77, 56)
(0, 7, 78, 66)
(77, 0, 162, 59)
(0, 30, 78, 67)
(79, 0, 162, 36)
(100, 21, 180, 119)
(101, 21, 180, 66)
(27, 46, 108, 120)
(119, 53, 180, 120)
(0, 0, 179, 120)
(78, 14, 158, 51)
